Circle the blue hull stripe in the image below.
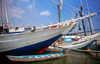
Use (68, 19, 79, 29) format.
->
(2, 34, 62, 55)
(9, 31, 25, 34)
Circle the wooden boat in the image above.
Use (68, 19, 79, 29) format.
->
(6, 53, 67, 62)
(0, 0, 79, 55)
(56, 33, 100, 49)
(0, 0, 96, 55)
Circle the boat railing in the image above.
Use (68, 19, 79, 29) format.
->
(36, 20, 72, 31)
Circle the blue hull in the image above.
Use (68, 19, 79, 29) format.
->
(1, 34, 62, 55)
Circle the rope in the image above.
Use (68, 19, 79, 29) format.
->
(63, 2, 80, 11)
(94, 16, 100, 20)
(70, 29, 100, 34)
(62, 7, 75, 20)
(85, 0, 90, 14)
(50, 0, 59, 5)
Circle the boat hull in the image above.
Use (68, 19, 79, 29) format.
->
(6, 53, 67, 62)
(1, 34, 62, 55)
(0, 22, 75, 55)
(57, 34, 99, 49)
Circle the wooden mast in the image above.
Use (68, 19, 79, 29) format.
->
(0, 0, 3, 27)
(3, 0, 9, 28)
(58, 0, 63, 23)
(85, 0, 94, 35)
(50, 0, 62, 23)
(58, 0, 64, 43)
(88, 16, 94, 35)
(79, 0, 87, 36)
(58, 5, 60, 23)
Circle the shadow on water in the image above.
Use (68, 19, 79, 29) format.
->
(0, 51, 100, 64)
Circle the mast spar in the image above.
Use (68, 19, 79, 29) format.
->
(58, 0, 63, 23)
(3, 0, 9, 28)
(0, 0, 3, 26)
(79, 0, 87, 36)
(85, 0, 94, 35)
(50, 0, 63, 23)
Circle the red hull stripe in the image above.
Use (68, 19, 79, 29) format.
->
(37, 47, 48, 54)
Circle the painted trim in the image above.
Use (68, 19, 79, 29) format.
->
(9, 31, 25, 34)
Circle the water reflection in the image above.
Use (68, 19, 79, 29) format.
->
(66, 51, 100, 64)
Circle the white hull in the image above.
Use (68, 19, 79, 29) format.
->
(0, 20, 76, 54)
(6, 53, 66, 62)
(57, 33, 99, 49)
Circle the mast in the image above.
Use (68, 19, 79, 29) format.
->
(85, 0, 94, 35)
(50, 0, 63, 23)
(79, 0, 87, 36)
(88, 16, 94, 35)
(3, 0, 9, 28)
(58, 0, 63, 23)
(0, 0, 3, 26)
(58, 5, 60, 23)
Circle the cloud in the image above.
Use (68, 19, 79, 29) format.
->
(27, 4, 33, 9)
(8, 7, 25, 19)
(27, 0, 36, 9)
(40, 10, 51, 16)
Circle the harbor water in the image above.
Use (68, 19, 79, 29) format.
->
(0, 49, 100, 64)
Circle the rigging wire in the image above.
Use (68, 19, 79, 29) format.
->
(51, 0, 80, 11)
(63, 2, 80, 11)
(50, 0, 90, 18)
(94, 16, 100, 20)
(63, 5, 75, 16)
(70, 28, 100, 34)
(85, 0, 90, 14)
(50, 0, 59, 5)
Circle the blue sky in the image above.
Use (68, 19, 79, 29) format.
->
(6, 0, 100, 33)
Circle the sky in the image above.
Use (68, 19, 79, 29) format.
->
(2, 0, 100, 33)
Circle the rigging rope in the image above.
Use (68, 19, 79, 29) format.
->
(63, 2, 79, 11)
(69, 28, 100, 34)
(63, 6, 75, 19)
(85, 0, 90, 14)
(50, 0, 59, 5)
(94, 16, 100, 20)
